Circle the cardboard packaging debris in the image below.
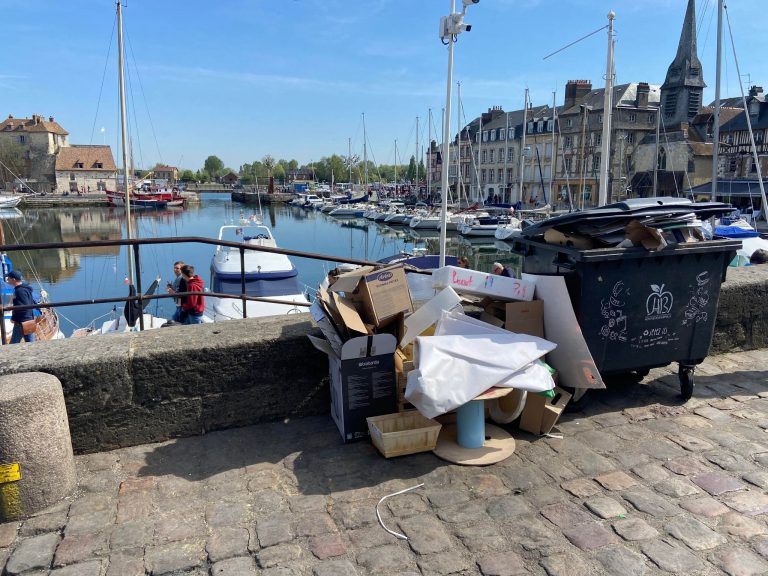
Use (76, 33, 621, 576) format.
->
(431, 265, 534, 301)
(624, 220, 668, 251)
(308, 333, 398, 443)
(401, 286, 462, 347)
(519, 387, 572, 435)
(330, 264, 413, 327)
(544, 228, 595, 250)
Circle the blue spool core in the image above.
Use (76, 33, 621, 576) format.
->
(456, 400, 486, 449)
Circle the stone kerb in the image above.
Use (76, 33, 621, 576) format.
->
(710, 264, 768, 353)
(0, 372, 76, 521)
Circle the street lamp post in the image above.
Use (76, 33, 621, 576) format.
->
(438, 0, 478, 268)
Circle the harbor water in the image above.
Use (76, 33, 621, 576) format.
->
(2, 194, 520, 335)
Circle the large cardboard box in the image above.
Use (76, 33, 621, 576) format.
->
(432, 265, 534, 301)
(331, 264, 413, 327)
(309, 333, 398, 443)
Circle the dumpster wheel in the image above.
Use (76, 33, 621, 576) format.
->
(678, 365, 695, 401)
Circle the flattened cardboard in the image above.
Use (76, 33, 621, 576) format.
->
(401, 286, 462, 347)
(331, 292, 369, 335)
(329, 266, 375, 294)
(625, 220, 667, 251)
(432, 265, 534, 301)
(544, 228, 595, 250)
(519, 387, 572, 435)
(522, 274, 605, 390)
(505, 300, 545, 339)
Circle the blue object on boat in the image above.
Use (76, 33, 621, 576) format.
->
(714, 225, 759, 238)
(456, 400, 485, 449)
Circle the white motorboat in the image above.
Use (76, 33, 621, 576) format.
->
(409, 210, 461, 231)
(328, 204, 366, 218)
(206, 223, 309, 321)
(0, 196, 22, 209)
(494, 218, 523, 241)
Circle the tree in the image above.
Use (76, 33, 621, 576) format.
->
(179, 169, 196, 182)
(0, 143, 26, 187)
(262, 155, 276, 177)
(406, 156, 417, 182)
(203, 155, 224, 181)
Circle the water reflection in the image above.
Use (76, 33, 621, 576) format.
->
(2, 199, 522, 334)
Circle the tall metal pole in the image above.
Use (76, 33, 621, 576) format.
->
(415, 116, 419, 191)
(550, 91, 557, 205)
(652, 107, 661, 196)
(518, 89, 529, 205)
(363, 113, 368, 190)
(503, 112, 509, 204)
(348, 137, 352, 184)
(598, 11, 615, 207)
(117, 0, 134, 285)
(427, 109, 432, 199)
(711, 0, 724, 198)
(457, 82, 463, 204)
(438, 0, 456, 267)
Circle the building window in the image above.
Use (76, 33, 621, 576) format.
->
(482, 131, 488, 142)
(598, 114, 603, 124)
(648, 113, 656, 125)
(665, 93, 678, 117)
(546, 120, 553, 132)
(481, 169, 486, 183)
(592, 155, 600, 172)
(18, 135, 26, 144)
(537, 120, 544, 133)
(498, 168, 503, 182)
(70, 173, 75, 181)
(564, 136, 573, 148)
(489, 149, 495, 163)
(527, 121, 534, 133)
(507, 147, 514, 162)
(583, 186, 592, 200)
(564, 158, 572, 174)
(688, 92, 702, 117)
(595, 134, 602, 146)
(499, 130, 505, 141)
(566, 118, 573, 128)
(658, 147, 667, 170)
(490, 131, 496, 142)
(489, 169, 494, 183)
(95, 163, 103, 169)
(508, 127, 515, 140)
(626, 133, 635, 144)
(97, 180, 106, 191)
(628, 113, 637, 123)
(76, 162, 84, 169)
(482, 150, 487, 163)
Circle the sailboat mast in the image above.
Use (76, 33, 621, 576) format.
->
(457, 82, 463, 204)
(348, 137, 352, 185)
(503, 111, 509, 204)
(415, 116, 419, 193)
(362, 113, 368, 190)
(394, 140, 398, 188)
(653, 105, 661, 197)
(550, 91, 557, 204)
(598, 11, 615, 207)
(117, 0, 134, 285)
(711, 0, 724, 198)
(427, 109, 432, 198)
(518, 89, 529, 206)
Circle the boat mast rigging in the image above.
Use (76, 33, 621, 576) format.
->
(116, 0, 135, 285)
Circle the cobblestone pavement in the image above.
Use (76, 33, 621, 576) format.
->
(2, 350, 768, 575)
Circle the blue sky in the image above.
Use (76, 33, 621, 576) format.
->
(1, 0, 764, 173)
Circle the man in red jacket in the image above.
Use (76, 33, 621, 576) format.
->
(180, 264, 205, 324)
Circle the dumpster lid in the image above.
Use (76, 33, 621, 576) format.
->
(521, 200, 733, 244)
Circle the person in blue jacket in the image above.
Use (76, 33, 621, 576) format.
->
(492, 262, 512, 278)
(5, 270, 36, 343)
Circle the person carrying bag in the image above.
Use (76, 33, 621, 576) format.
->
(5, 270, 37, 343)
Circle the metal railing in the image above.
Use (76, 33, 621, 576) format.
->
(0, 235, 388, 344)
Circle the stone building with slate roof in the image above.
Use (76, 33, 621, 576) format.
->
(55, 145, 117, 194)
(0, 114, 69, 192)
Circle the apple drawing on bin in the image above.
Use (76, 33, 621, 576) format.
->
(646, 284, 673, 316)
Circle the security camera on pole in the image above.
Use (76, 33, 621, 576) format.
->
(438, 0, 478, 268)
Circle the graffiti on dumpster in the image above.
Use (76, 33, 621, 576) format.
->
(682, 271, 711, 326)
(627, 282, 679, 350)
(599, 280, 628, 342)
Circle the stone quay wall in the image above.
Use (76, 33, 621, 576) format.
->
(0, 265, 765, 454)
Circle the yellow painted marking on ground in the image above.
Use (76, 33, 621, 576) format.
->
(0, 463, 21, 484)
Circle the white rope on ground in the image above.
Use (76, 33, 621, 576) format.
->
(375, 483, 425, 540)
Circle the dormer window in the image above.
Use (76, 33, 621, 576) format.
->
(690, 67, 700, 77)
(95, 162, 103, 169)
(76, 162, 84, 169)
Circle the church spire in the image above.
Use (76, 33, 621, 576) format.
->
(660, 0, 706, 126)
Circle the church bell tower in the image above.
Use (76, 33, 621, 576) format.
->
(660, 0, 706, 127)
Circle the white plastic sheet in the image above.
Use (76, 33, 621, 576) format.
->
(404, 310, 557, 418)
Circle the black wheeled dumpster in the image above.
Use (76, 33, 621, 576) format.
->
(512, 238, 740, 400)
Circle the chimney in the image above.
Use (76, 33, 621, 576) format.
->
(49, 116, 54, 122)
(7, 114, 12, 119)
(636, 82, 650, 108)
(749, 85, 764, 98)
(565, 80, 592, 109)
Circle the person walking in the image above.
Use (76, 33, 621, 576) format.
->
(166, 260, 185, 322)
(180, 264, 205, 324)
(5, 270, 36, 343)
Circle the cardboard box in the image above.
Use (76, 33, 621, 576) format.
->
(519, 387, 572, 435)
(331, 264, 413, 327)
(505, 300, 545, 338)
(431, 266, 534, 301)
(309, 333, 398, 443)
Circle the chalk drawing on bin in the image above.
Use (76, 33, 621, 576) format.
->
(645, 284, 673, 321)
(683, 271, 711, 326)
(599, 280, 628, 342)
